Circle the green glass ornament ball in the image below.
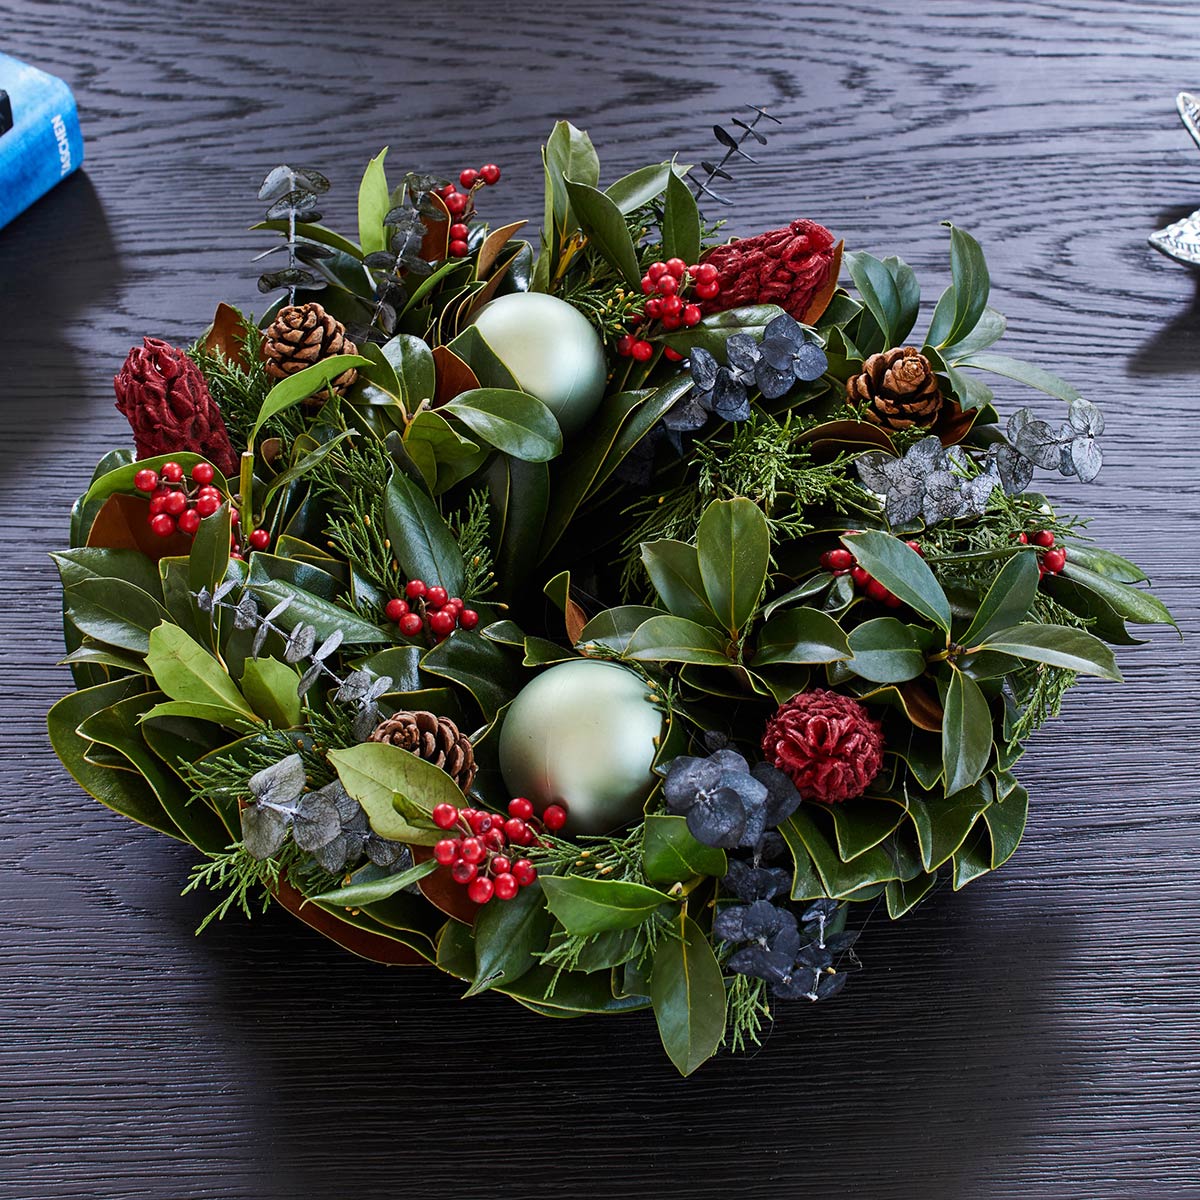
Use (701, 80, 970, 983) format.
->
(498, 659, 664, 836)
(469, 292, 607, 436)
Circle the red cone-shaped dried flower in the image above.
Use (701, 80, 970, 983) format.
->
(113, 337, 238, 477)
(699, 219, 841, 323)
(761, 688, 884, 805)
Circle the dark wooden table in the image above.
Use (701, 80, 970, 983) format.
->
(4, 2, 1199, 1196)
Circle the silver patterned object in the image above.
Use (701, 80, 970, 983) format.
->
(1149, 92, 1200, 265)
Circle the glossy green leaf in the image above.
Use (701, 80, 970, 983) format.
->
(662, 169, 701, 265)
(59, 643, 152, 676)
(251, 218, 363, 258)
(982, 780, 1028, 868)
(960, 550, 1040, 646)
(642, 814, 728, 884)
(327, 741, 461, 843)
(245, 578, 387, 645)
(942, 668, 993, 797)
(885, 871, 937, 918)
(419, 628, 523, 722)
(845, 250, 904, 346)
(939, 306, 1007, 359)
(578, 605, 664, 654)
(978, 623, 1122, 680)
(605, 162, 678, 212)
(310, 857, 439, 906)
(52, 547, 163, 601)
(357, 147, 390, 255)
(240, 657, 302, 727)
(80, 452, 231, 511)
(660, 304, 787, 358)
(623, 615, 731, 666)
(465, 881, 554, 997)
(403, 408, 484, 494)
(845, 617, 926, 683)
(844, 531, 952, 633)
(906, 782, 993, 871)
(696, 498, 770, 637)
(539, 875, 673, 936)
(828, 797, 907, 860)
(957, 351, 1080, 402)
(544, 119, 600, 239)
(447, 325, 520, 392)
(252, 355, 370, 440)
(780, 809, 900, 897)
(145, 623, 259, 723)
(188, 503, 232, 600)
(650, 912, 726, 1077)
(928, 223, 990, 349)
(563, 179, 642, 285)
(140, 698, 259, 728)
(384, 470, 466, 595)
(640, 539, 717, 627)
(1059, 560, 1176, 628)
(444, 388, 563, 462)
(951, 821, 993, 890)
(1060, 542, 1147, 584)
(65, 578, 171, 655)
(755, 607, 853, 667)
(384, 333, 436, 405)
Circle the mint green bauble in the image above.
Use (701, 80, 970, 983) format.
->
(498, 660, 664, 836)
(469, 292, 607, 435)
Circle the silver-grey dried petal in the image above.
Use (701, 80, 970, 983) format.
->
(240, 803, 290, 859)
(313, 629, 344, 662)
(292, 793, 342, 851)
(251, 621, 271, 659)
(248, 753, 307, 804)
(284, 623, 317, 663)
(1070, 437, 1103, 483)
(233, 594, 260, 630)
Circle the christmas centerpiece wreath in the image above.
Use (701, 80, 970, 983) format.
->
(49, 114, 1174, 1074)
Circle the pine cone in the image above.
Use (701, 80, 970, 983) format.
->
(848, 347, 943, 431)
(369, 710, 476, 794)
(262, 302, 358, 405)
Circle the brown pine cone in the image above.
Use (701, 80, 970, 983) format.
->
(847, 347, 943, 431)
(369, 710, 476, 794)
(262, 302, 358, 405)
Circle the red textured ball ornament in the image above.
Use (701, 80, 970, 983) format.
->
(697, 219, 840, 324)
(761, 688, 884, 805)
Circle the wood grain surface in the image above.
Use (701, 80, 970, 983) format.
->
(2, 1, 1199, 1196)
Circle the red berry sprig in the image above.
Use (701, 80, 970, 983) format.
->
(1016, 530, 1067, 579)
(383, 578, 479, 643)
(435, 164, 502, 258)
(136, 460, 273, 553)
(819, 537, 923, 610)
(430, 797, 553, 905)
(615, 259, 714, 362)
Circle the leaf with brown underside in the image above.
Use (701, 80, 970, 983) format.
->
(431, 345, 481, 407)
(200, 302, 252, 370)
(933, 396, 979, 447)
(464, 246, 525, 323)
(476, 221, 527, 280)
(420, 191, 451, 264)
(796, 419, 897, 460)
(800, 239, 844, 325)
(412, 843, 480, 924)
(86, 493, 194, 560)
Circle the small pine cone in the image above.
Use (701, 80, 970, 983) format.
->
(262, 302, 358, 405)
(369, 710, 477, 794)
(848, 347, 943, 431)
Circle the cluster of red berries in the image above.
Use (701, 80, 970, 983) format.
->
(818, 538, 924, 609)
(435, 164, 501, 258)
(616, 259, 720, 363)
(430, 797, 566, 905)
(384, 578, 479, 642)
(134, 460, 269, 558)
(1016, 529, 1067, 577)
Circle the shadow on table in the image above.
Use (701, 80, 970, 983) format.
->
(178, 878, 1074, 1200)
(1131, 204, 1200, 376)
(0, 171, 122, 487)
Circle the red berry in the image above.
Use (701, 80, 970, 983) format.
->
(191, 462, 214, 485)
(695, 280, 719, 300)
(503, 817, 528, 842)
(249, 528, 270, 551)
(229, 508, 239, 525)
(647, 261, 668, 280)
(467, 876, 495, 904)
(682, 303, 702, 326)
(434, 838, 459, 866)
(425, 585, 448, 608)
(148, 494, 169, 517)
(449, 239, 469, 257)
(493, 873, 519, 901)
(866, 578, 889, 602)
(458, 609, 479, 630)
(506, 797, 533, 820)
(851, 566, 871, 588)
(827, 548, 854, 572)
(905, 540, 924, 557)
(432, 803, 459, 830)
(479, 163, 501, 185)
(656, 274, 678, 296)
(406, 579, 426, 599)
(631, 340, 654, 362)
(661, 295, 683, 317)
(1015, 532, 1029, 544)
(458, 168, 479, 188)
(399, 613, 424, 637)
(385, 598, 408, 621)
(429, 610, 456, 638)
(133, 469, 158, 493)
(451, 860, 478, 885)
(1043, 548, 1067, 573)
(162, 491, 187, 516)
(460, 837, 486, 865)
(640, 274, 657, 295)
(160, 461, 184, 483)
(177, 509, 200, 536)
(513, 861, 537, 887)
(644, 298, 663, 319)
(664, 257, 687, 278)
(883, 589, 903, 608)
(484, 829, 507, 852)
(662, 313, 684, 331)
(195, 495, 220, 518)
(693, 262, 718, 285)
(490, 855, 512, 875)
(150, 513, 176, 537)
(663, 347, 684, 362)
(1033, 530, 1055, 548)
(438, 184, 457, 198)
(616, 334, 635, 356)
(196, 485, 221, 501)
(449, 223, 469, 241)
(445, 191, 469, 216)
(464, 809, 486, 833)
(542, 804, 567, 831)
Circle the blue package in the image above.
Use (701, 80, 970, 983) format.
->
(0, 52, 84, 231)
